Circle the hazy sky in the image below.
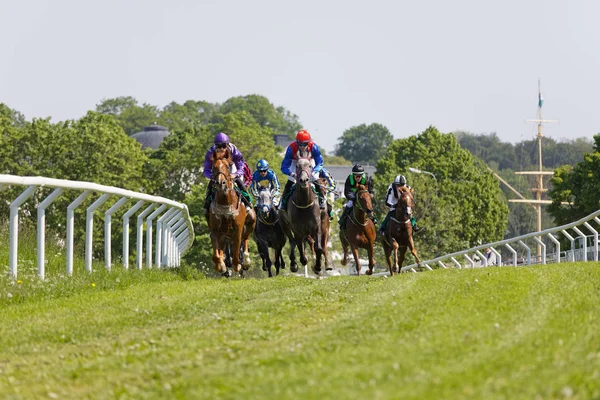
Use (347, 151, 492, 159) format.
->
(2, 0, 599, 153)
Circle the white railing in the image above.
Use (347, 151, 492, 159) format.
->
(375, 209, 600, 274)
(1, 175, 195, 279)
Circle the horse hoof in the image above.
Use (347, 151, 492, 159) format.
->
(290, 264, 298, 273)
(223, 269, 233, 278)
(366, 269, 373, 276)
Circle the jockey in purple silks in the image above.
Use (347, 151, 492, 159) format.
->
(203, 132, 253, 219)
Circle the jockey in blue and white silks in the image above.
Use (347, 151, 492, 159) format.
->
(250, 159, 281, 208)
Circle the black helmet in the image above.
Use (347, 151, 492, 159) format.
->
(352, 164, 365, 174)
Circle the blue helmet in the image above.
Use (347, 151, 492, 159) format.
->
(256, 159, 269, 171)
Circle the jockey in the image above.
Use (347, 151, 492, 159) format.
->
(250, 159, 281, 208)
(203, 132, 253, 219)
(280, 129, 326, 210)
(339, 164, 377, 230)
(379, 174, 422, 234)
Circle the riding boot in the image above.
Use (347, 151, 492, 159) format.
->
(379, 211, 393, 234)
(327, 202, 333, 220)
(411, 216, 423, 233)
(316, 186, 326, 210)
(370, 214, 379, 226)
(204, 180, 215, 221)
(280, 180, 294, 210)
(339, 206, 351, 230)
(235, 177, 252, 210)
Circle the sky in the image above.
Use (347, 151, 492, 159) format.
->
(2, 0, 600, 153)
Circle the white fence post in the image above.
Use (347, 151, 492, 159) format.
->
(146, 204, 167, 268)
(37, 188, 63, 280)
(85, 194, 111, 273)
(67, 191, 90, 275)
(104, 196, 129, 271)
(122, 200, 145, 270)
(137, 204, 156, 269)
(9, 185, 38, 279)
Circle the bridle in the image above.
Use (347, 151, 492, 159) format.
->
(349, 189, 373, 227)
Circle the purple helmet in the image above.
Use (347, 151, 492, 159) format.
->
(214, 132, 230, 144)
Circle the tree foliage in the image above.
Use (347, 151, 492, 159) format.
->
(547, 134, 600, 225)
(334, 123, 393, 164)
(374, 126, 508, 259)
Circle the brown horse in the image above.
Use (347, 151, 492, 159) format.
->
(208, 151, 256, 276)
(340, 183, 377, 276)
(381, 186, 422, 275)
(279, 158, 324, 275)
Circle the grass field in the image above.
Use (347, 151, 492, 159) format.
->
(1, 250, 599, 400)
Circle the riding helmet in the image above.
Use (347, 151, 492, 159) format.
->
(214, 132, 230, 144)
(395, 175, 406, 185)
(296, 130, 311, 143)
(256, 159, 269, 171)
(352, 164, 365, 174)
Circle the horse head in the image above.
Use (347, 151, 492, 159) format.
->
(212, 158, 233, 192)
(354, 183, 374, 218)
(295, 158, 313, 188)
(257, 188, 273, 218)
(396, 186, 414, 219)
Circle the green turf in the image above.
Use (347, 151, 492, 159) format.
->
(1, 255, 599, 399)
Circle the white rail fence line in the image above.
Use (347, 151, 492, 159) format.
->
(375, 208, 600, 275)
(1, 175, 195, 280)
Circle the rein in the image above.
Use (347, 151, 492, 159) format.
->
(258, 208, 279, 225)
(349, 190, 370, 227)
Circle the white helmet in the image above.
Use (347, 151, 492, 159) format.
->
(394, 175, 406, 185)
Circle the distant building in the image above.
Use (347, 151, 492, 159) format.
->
(273, 134, 291, 148)
(131, 125, 171, 149)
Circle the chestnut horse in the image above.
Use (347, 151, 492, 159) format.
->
(279, 158, 324, 275)
(208, 151, 256, 276)
(381, 186, 422, 275)
(253, 188, 287, 277)
(340, 183, 376, 275)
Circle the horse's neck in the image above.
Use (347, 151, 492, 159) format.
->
(394, 204, 410, 221)
(214, 188, 237, 205)
(294, 184, 314, 205)
(353, 204, 367, 223)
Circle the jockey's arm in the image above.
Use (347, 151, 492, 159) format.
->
(229, 146, 245, 176)
(280, 147, 294, 176)
(311, 144, 323, 173)
(203, 148, 213, 179)
(343, 176, 353, 199)
(270, 171, 281, 194)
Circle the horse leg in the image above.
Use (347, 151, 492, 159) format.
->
(210, 234, 226, 273)
(365, 240, 376, 276)
(408, 236, 422, 267)
(321, 222, 330, 271)
(313, 227, 323, 274)
(258, 240, 269, 273)
(351, 245, 361, 276)
(232, 226, 244, 273)
(340, 232, 349, 266)
(289, 238, 298, 272)
(398, 246, 408, 272)
(383, 239, 395, 276)
(298, 237, 308, 267)
(241, 237, 252, 270)
(393, 241, 399, 273)
(274, 247, 281, 276)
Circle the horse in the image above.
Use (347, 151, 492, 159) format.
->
(208, 150, 256, 276)
(381, 186, 422, 275)
(340, 183, 377, 275)
(279, 158, 324, 275)
(253, 187, 287, 277)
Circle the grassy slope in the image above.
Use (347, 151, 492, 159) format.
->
(0, 262, 599, 399)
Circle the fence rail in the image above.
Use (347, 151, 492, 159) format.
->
(0, 174, 195, 279)
(375, 208, 600, 275)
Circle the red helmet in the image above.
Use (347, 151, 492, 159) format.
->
(296, 130, 311, 143)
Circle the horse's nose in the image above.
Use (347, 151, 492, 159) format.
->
(261, 205, 269, 215)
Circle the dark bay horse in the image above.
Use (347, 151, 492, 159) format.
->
(381, 186, 422, 275)
(253, 188, 286, 277)
(208, 151, 256, 276)
(279, 158, 324, 275)
(340, 183, 376, 276)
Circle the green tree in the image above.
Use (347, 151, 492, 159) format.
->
(159, 100, 217, 133)
(548, 134, 600, 225)
(334, 123, 393, 164)
(96, 96, 160, 135)
(374, 126, 508, 259)
(217, 95, 301, 137)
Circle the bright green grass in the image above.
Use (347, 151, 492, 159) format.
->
(0, 235, 599, 399)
